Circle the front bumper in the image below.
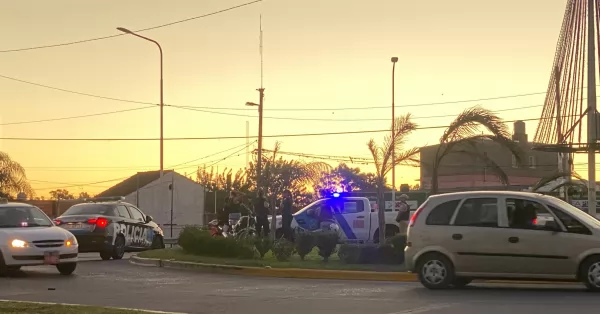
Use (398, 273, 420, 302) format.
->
(1, 244, 78, 266)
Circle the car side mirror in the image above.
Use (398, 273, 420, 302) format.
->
(544, 220, 560, 232)
(145, 215, 153, 223)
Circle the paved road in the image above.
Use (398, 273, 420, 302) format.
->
(1, 258, 600, 314)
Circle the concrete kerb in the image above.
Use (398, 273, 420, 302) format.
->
(0, 299, 184, 313)
(130, 256, 580, 285)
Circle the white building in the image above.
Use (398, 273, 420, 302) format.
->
(96, 170, 205, 239)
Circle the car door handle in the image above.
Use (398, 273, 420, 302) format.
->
(508, 237, 519, 243)
(356, 216, 365, 219)
(452, 233, 463, 240)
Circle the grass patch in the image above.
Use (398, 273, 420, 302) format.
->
(0, 301, 150, 313)
(138, 248, 405, 272)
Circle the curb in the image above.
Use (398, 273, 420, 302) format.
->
(130, 256, 417, 282)
(130, 256, 580, 285)
(0, 299, 183, 313)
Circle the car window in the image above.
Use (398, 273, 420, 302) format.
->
(453, 198, 498, 227)
(426, 200, 460, 225)
(506, 198, 557, 231)
(545, 196, 600, 229)
(0, 206, 53, 228)
(127, 206, 145, 222)
(338, 201, 364, 214)
(116, 205, 131, 219)
(63, 204, 115, 216)
(548, 205, 592, 235)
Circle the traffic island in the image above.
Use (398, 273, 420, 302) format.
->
(0, 300, 178, 314)
(133, 248, 414, 282)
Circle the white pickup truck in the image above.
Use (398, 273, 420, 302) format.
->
(269, 196, 405, 243)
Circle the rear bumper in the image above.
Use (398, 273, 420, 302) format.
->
(1, 245, 78, 266)
(73, 234, 114, 253)
(404, 246, 416, 272)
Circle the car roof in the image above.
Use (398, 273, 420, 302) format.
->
(428, 191, 546, 201)
(72, 201, 134, 206)
(0, 202, 34, 208)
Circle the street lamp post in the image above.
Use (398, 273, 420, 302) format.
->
(246, 88, 265, 190)
(391, 57, 398, 212)
(117, 27, 164, 178)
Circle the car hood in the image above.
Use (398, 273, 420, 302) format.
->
(0, 226, 73, 242)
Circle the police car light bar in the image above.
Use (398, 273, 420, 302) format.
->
(83, 196, 125, 202)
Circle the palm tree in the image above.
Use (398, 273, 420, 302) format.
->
(0, 152, 34, 199)
(531, 171, 587, 196)
(430, 106, 524, 194)
(367, 114, 419, 243)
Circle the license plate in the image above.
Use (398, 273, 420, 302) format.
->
(63, 223, 84, 229)
(44, 251, 60, 265)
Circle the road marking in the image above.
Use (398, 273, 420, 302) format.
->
(0, 299, 185, 314)
(385, 303, 455, 314)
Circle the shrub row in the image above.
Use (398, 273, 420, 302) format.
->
(337, 234, 406, 265)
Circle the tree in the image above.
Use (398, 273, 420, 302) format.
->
(248, 142, 332, 209)
(315, 163, 378, 197)
(49, 189, 74, 200)
(0, 152, 34, 199)
(531, 171, 587, 198)
(367, 114, 419, 243)
(78, 192, 92, 199)
(430, 106, 524, 194)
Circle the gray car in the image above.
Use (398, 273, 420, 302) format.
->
(404, 191, 600, 291)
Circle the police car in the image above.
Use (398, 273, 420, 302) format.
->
(54, 197, 165, 260)
(0, 198, 78, 276)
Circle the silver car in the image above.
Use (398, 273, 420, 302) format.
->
(404, 191, 600, 291)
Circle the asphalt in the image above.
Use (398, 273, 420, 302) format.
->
(1, 254, 600, 314)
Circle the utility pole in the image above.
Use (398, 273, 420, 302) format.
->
(587, 0, 597, 217)
(246, 121, 250, 166)
(169, 173, 174, 238)
(391, 57, 398, 212)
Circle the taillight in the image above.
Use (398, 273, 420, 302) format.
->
(53, 219, 62, 225)
(409, 206, 425, 227)
(533, 218, 538, 225)
(87, 217, 109, 227)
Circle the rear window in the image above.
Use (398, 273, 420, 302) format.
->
(426, 200, 460, 225)
(62, 204, 115, 216)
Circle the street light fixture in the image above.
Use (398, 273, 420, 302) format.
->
(391, 57, 398, 211)
(117, 27, 165, 178)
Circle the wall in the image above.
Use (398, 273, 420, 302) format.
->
(125, 172, 205, 239)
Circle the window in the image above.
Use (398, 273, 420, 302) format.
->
(506, 198, 556, 231)
(529, 156, 536, 169)
(63, 204, 115, 216)
(512, 155, 518, 168)
(116, 205, 131, 219)
(454, 198, 498, 227)
(549, 206, 592, 235)
(339, 201, 364, 214)
(426, 200, 460, 225)
(0, 206, 53, 228)
(127, 206, 145, 222)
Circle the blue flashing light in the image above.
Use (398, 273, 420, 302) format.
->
(332, 192, 340, 198)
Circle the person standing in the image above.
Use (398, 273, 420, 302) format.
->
(281, 190, 294, 240)
(395, 194, 410, 235)
(253, 189, 270, 237)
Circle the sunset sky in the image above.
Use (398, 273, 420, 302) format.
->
(0, 0, 585, 197)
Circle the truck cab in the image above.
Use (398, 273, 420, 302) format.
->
(272, 194, 401, 243)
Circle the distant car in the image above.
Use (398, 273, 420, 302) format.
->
(405, 191, 600, 291)
(0, 198, 78, 276)
(54, 197, 165, 260)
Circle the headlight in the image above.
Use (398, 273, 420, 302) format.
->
(65, 236, 77, 247)
(11, 239, 28, 248)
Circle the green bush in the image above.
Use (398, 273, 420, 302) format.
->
(315, 231, 339, 262)
(337, 244, 363, 264)
(337, 235, 406, 265)
(294, 231, 315, 260)
(178, 226, 255, 259)
(254, 237, 272, 259)
(272, 238, 295, 262)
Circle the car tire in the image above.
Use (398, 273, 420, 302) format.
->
(451, 277, 472, 288)
(112, 236, 126, 260)
(416, 253, 455, 290)
(100, 251, 112, 260)
(579, 255, 600, 292)
(56, 262, 77, 276)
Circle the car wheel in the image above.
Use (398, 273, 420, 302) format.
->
(451, 277, 472, 288)
(112, 236, 126, 260)
(56, 262, 77, 276)
(99, 251, 112, 260)
(416, 253, 455, 290)
(580, 256, 600, 292)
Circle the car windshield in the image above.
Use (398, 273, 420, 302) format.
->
(545, 196, 600, 229)
(62, 204, 114, 216)
(0, 206, 53, 228)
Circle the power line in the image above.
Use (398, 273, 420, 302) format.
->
(0, 106, 155, 126)
(169, 141, 255, 168)
(0, 116, 560, 141)
(0, 0, 264, 53)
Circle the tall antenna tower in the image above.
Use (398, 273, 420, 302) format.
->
(260, 14, 264, 88)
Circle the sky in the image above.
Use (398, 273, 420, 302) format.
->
(0, 0, 580, 197)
